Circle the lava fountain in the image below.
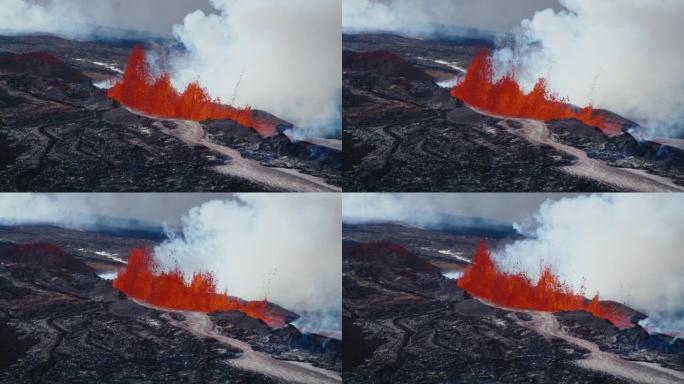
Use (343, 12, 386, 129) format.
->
(457, 243, 631, 328)
(107, 46, 276, 136)
(451, 50, 621, 136)
(112, 248, 285, 328)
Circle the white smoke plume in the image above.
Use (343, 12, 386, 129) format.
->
(154, 194, 342, 328)
(169, 0, 342, 137)
(496, 194, 684, 331)
(494, 0, 684, 136)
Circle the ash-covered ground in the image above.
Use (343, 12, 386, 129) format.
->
(343, 33, 684, 192)
(342, 222, 684, 384)
(0, 225, 341, 383)
(0, 35, 341, 192)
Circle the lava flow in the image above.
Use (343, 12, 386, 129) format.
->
(108, 46, 275, 136)
(457, 243, 631, 328)
(451, 50, 621, 136)
(112, 248, 285, 328)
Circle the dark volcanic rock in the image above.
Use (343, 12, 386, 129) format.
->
(557, 311, 684, 371)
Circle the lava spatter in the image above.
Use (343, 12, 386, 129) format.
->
(451, 50, 621, 136)
(113, 248, 285, 327)
(457, 243, 631, 328)
(108, 46, 277, 136)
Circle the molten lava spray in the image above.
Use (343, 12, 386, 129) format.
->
(112, 248, 285, 327)
(451, 50, 621, 136)
(457, 243, 631, 328)
(108, 46, 275, 136)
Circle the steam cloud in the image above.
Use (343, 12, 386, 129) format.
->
(154, 194, 342, 330)
(494, 0, 684, 136)
(497, 194, 684, 332)
(168, 0, 341, 137)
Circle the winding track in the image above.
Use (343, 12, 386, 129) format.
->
(472, 107, 684, 192)
(125, 107, 339, 192)
(163, 311, 341, 384)
(154, 119, 341, 192)
(508, 310, 684, 384)
(129, 299, 340, 384)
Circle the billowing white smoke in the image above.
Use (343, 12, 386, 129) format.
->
(497, 194, 684, 331)
(154, 194, 342, 329)
(169, 0, 341, 137)
(494, 0, 684, 136)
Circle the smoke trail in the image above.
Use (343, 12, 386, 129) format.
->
(497, 194, 684, 331)
(169, 0, 341, 137)
(494, 0, 684, 137)
(153, 194, 342, 329)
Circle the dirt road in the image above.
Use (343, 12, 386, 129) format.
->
(509, 310, 684, 384)
(153, 119, 341, 192)
(132, 299, 341, 384)
(471, 107, 684, 192)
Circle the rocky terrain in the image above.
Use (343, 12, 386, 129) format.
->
(342, 223, 684, 383)
(0, 35, 340, 192)
(343, 33, 684, 192)
(0, 226, 341, 383)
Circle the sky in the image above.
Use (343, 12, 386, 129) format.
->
(343, 0, 561, 34)
(27, 0, 212, 36)
(343, 193, 579, 224)
(0, 193, 238, 228)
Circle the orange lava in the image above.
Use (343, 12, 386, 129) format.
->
(451, 50, 621, 136)
(457, 243, 632, 328)
(108, 46, 275, 136)
(113, 248, 285, 327)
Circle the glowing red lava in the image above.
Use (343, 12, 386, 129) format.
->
(451, 50, 622, 136)
(457, 243, 632, 328)
(112, 248, 285, 327)
(107, 46, 276, 136)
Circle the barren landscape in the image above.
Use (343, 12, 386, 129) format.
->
(342, 223, 684, 383)
(343, 33, 684, 192)
(0, 35, 341, 192)
(0, 224, 341, 383)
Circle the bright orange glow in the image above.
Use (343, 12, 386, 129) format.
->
(451, 50, 622, 136)
(107, 46, 276, 136)
(113, 248, 285, 327)
(457, 243, 632, 328)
